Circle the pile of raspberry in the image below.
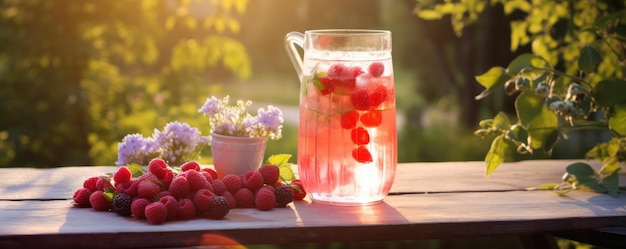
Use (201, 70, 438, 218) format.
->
(72, 158, 306, 225)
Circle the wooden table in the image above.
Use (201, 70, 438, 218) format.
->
(1, 160, 625, 248)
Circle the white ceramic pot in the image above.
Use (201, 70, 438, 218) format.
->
(210, 133, 268, 179)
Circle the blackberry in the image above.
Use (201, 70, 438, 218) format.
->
(112, 193, 132, 217)
(207, 196, 230, 219)
(274, 185, 294, 208)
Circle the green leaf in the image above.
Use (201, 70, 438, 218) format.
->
(599, 159, 622, 176)
(417, 10, 443, 20)
(507, 53, 548, 75)
(492, 112, 511, 131)
(475, 66, 509, 89)
(609, 104, 626, 136)
(504, 0, 531, 15)
(485, 135, 515, 176)
(600, 169, 620, 197)
(126, 163, 146, 178)
(578, 46, 602, 74)
(103, 188, 116, 202)
(515, 92, 544, 127)
(507, 124, 528, 144)
(528, 183, 559, 190)
(566, 162, 596, 177)
(586, 139, 620, 162)
(593, 79, 626, 107)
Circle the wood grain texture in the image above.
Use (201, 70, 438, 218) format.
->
(0, 160, 624, 248)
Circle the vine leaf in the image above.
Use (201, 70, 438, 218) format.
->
(608, 104, 626, 136)
(578, 46, 602, 74)
(593, 79, 626, 107)
(475, 66, 509, 100)
(485, 135, 515, 176)
(515, 92, 544, 127)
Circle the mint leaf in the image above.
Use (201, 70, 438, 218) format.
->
(126, 163, 145, 178)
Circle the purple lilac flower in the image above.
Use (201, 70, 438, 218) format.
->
(116, 134, 160, 165)
(153, 121, 210, 165)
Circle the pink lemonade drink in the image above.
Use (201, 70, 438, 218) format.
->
(285, 30, 397, 205)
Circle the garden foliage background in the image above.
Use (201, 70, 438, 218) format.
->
(0, 0, 611, 167)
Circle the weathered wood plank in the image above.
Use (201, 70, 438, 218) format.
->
(0, 190, 624, 248)
(1, 160, 622, 200)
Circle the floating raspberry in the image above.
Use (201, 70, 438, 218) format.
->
(145, 201, 168, 225)
(222, 174, 243, 193)
(255, 188, 275, 211)
(83, 176, 99, 191)
(176, 198, 196, 220)
(211, 179, 227, 196)
(131, 198, 151, 219)
(360, 110, 383, 127)
(340, 110, 359, 129)
(368, 62, 384, 77)
(352, 146, 373, 163)
(193, 188, 215, 214)
(328, 63, 346, 77)
(89, 190, 111, 211)
(148, 158, 169, 179)
(291, 180, 306, 200)
(159, 195, 178, 220)
(274, 184, 294, 208)
(368, 85, 388, 108)
(234, 188, 255, 208)
(316, 77, 335, 95)
(169, 176, 190, 199)
(351, 127, 370, 145)
(137, 179, 162, 199)
(181, 161, 201, 172)
(112, 193, 132, 217)
(258, 165, 280, 185)
(73, 188, 93, 207)
(350, 89, 370, 110)
(113, 166, 132, 184)
(207, 196, 230, 219)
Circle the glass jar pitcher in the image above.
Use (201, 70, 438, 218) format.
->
(284, 30, 397, 205)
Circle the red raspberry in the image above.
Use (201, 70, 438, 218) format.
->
(211, 179, 227, 196)
(185, 170, 211, 191)
(148, 158, 169, 179)
(328, 63, 346, 77)
(254, 188, 275, 211)
(342, 66, 364, 78)
(222, 174, 243, 193)
(157, 190, 171, 199)
(73, 188, 93, 207)
(145, 201, 168, 225)
(350, 89, 370, 110)
(201, 167, 218, 180)
(360, 110, 383, 127)
(258, 165, 280, 185)
(340, 110, 359, 129)
(368, 85, 388, 108)
(200, 171, 214, 183)
(137, 180, 162, 199)
(368, 62, 384, 77)
(169, 176, 190, 199)
(316, 77, 335, 95)
(83, 176, 99, 191)
(221, 191, 237, 209)
(351, 127, 370, 145)
(207, 196, 230, 219)
(176, 198, 196, 220)
(89, 190, 111, 211)
(130, 198, 151, 219)
(116, 179, 139, 198)
(96, 177, 114, 191)
(352, 146, 373, 163)
(234, 188, 255, 208)
(159, 195, 178, 220)
(181, 161, 201, 172)
(113, 166, 132, 184)
(243, 170, 264, 192)
(291, 180, 306, 200)
(161, 169, 174, 189)
(192, 188, 215, 213)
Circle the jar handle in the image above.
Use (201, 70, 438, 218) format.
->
(284, 31, 305, 80)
